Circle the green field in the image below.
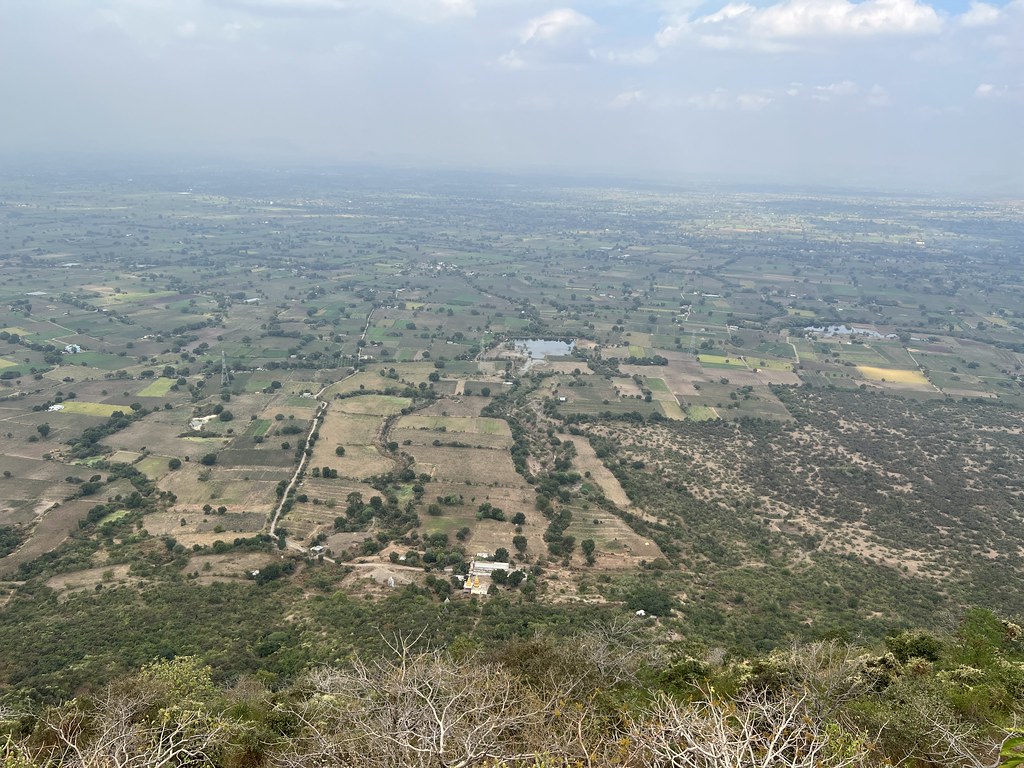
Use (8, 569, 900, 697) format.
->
(697, 354, 747, 367)
(55, 401, 128, 417)
(685, 405, 719, 420)
(137, 377, 174, 397)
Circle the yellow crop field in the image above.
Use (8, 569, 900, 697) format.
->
(857, 366, 930, 385)
(0, 357, 17, 369)
(57, 401, 127, 417)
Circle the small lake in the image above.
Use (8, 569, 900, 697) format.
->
(513, 339, 575, 360)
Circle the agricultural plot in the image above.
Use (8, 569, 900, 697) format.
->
(308, 409, 392, 481)
(569, 438, 633, 508)
(418, 482, 539, 557)
(335, 395, 411, 416)
(3, 169, 1024, 676)
(397, 415, 510, 436)
(143, 509, 266, 549)
(857, 366, 932, 387)
(0, 498, 100, 577)
(55, 401, 128, 417)
(136, 377, 174, 397)
(566, 504, 664, 569)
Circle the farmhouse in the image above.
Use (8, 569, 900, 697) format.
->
(63, 344, 82, 354)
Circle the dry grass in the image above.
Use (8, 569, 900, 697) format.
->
(397, 415, 510, 435)
(336, 395, 411, 416)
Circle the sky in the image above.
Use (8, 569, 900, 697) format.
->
(0, 0, 1021, 193)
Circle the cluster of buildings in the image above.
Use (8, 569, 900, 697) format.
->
(460, 557, 514, 596)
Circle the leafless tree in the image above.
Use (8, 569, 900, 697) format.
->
(571, 616, 664, 687)
(771, 640, 872, 717)
(915, 708, 1019, 768)
(623, 686, 875, 768)
(35, 685, 237, 768)
(275, 647, 561, 768)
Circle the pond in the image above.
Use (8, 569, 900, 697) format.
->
(513, 338, 575, 360)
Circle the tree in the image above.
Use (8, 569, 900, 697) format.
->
(581, 538, 596, 565)
(277, 640, 556, 768)
(36, 423, 50, 439)
(335, 446, 346, 456)
(33, 658, 237, 768)
(494, 547, 510, 562)
(512, 535, 528, 554)
(199, 453, 217, 466)
(168, 458, 182, 471)
(625, 687, 875, 768)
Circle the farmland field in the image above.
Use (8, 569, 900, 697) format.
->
(1, 169, 1024, 701)
(54, 401, 129, 417)
(857, 366, 931, 386)
(136, 377, 174, 397)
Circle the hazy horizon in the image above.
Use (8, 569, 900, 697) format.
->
(2, 1, 1021, 195)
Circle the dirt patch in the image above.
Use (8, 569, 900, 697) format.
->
(567, 437, 632, 508)
(0, 498, 99, 576)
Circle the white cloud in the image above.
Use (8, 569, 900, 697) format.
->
(959, 1, 1001, 26)
(610, 89, 645, 108)
(600, 46, 661, 66)
(521, 8, 595, 45)
(443, 0, 475, 16)
(974, 82, 1010, 98)
(687, 89, 732, 109)
(813, 80, 859, 99)
(212, 0, 352, 12)
(659, 0, 943, 49)
(497, 49, 527, 70)
(209, 0, 475, 19)
(737, 92, 773, 109)
(177, 20, 199, 37)
(866, 84, 890, 105)
(681, 89, 773, 110)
